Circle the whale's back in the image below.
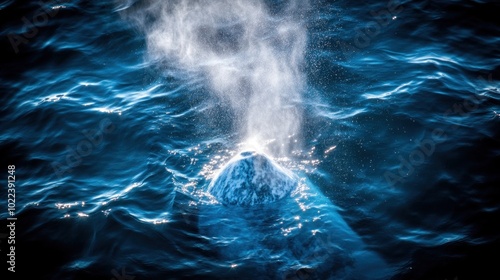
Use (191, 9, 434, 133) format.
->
(201, 151, 391, 279)
(208, 151, 297, 206)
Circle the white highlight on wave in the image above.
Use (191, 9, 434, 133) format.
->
(126, 0, 307, 155)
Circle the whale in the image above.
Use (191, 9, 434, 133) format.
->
(197, 151, 391, 279)
(207, 151, 297, 206)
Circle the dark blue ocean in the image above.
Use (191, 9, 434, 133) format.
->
(1, 0, 499, 279)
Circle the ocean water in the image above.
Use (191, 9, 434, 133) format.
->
(1, 0, 499, 279)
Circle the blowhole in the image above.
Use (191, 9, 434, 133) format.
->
(240, 151, 255, 157)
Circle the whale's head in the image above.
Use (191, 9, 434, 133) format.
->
(208, 151, 297, 206)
